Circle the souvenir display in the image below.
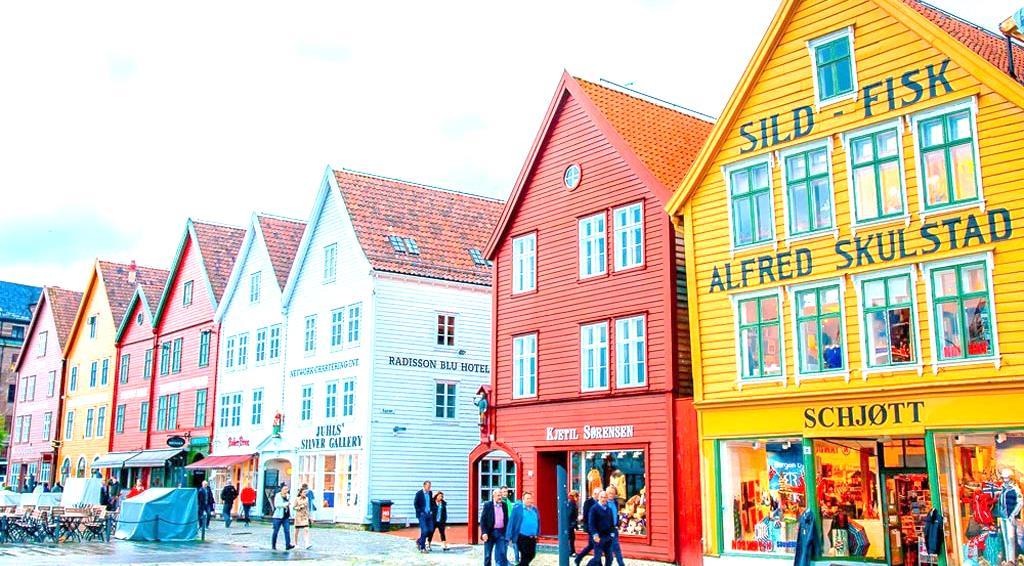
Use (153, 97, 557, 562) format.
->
(815, 440, 885, 560)
(569, 450, 647, 536)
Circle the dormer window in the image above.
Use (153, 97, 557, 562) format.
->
(808, 27, 857, 106)
(468, 248, 492, 267)
(404, 238, 420, 255)
(387, 235, 420, 255)
(388, 235, 407, 253)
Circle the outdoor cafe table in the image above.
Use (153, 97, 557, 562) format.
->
(58, 510, 90, 542)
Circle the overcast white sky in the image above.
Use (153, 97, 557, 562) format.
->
(0, 1, 1014, 290)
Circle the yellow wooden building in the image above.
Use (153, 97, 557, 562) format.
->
(57, 261, 141, 484)
(666, 1, 1024, 564)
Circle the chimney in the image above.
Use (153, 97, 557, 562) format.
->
(128, 260, 138, 284)
(1000, 9, 1024, 81)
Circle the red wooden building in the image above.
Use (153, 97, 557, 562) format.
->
(469, 74, 713, 564)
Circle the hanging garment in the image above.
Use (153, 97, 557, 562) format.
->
(792, 509, 819, 566)
(924, 508, 945, 555)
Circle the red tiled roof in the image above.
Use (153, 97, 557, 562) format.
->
(98, 261, 170, 325)
(575, 78, 715, 192)
(138, 269, 170, 317)
(257, 214, 306, 290)
(333, 170, 504, 286)
(903, 0, 1024, 80)
(47, 286, 84, 350)
(191, 221, 246, 302)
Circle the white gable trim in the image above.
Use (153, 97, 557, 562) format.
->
(214, 213, 261, 324)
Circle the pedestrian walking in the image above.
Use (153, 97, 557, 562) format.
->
(109, 477, 122, 510)
(301, 482, 318, 519)
(221, 480, 239, 528)
(293, 486, 312, 549)
(603, 486, 626, 566)
(574, 488, 601, 565)
(414, 480, 434, 553)
(566, 490, 580, 557)
(52, 482, 63, 493)
(127, 480, 145, 499)
(507, 492, 540, 566)
(239, 483, 256, 525)
(271, 484, 294, 551)
(481, 490, 509, 566)
(429, 491, 449, 551)
(100, 479, 113, 510)
(197, 480, 216, 530)
(42, 482, 51, 493)
(501, 487, 519, 565)
(585, 491, 615, 566)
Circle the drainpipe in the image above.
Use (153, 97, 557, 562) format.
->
(1007, 34, 1019, 81)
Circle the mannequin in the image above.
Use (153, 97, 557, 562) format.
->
(996, 468, 1023, 562)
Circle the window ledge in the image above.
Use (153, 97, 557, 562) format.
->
(615, 382, 648, 391)
(731, 241, 777, 259)
(816, 90, 858, 111)
(785, 228, 838, 248)
(735, 376, 786, 391)
(794, 369, 850, 385)
(860, 363, 924, 378)
(931, 355, 1001, 374)
(852, 213, 911, 235)
(918, 199, 986, 223)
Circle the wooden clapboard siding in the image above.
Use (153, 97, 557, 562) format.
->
(112, 294, 155, 453)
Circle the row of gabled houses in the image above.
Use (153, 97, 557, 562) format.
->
(9, 0, 1024, 564)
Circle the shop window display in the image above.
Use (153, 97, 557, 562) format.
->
(570, 450, 647, 536)
(935, 432, 1024, 566)
(814, 439, 885, 560)
(720, 440, 806, 555)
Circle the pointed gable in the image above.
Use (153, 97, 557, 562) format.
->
(902, 0, 1024, 79)
(98, 261, 170, 326)
(191, 221, 246, 302)
(47, 286, 84, 349)
(257, 214, 306, 290)
(333, 169, 504, 286)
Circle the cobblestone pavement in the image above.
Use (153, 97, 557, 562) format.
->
(0, 521, 674, 565)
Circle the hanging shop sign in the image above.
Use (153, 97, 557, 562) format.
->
(299, 424, 363, 451)
(167, 436, 186, 448)
(803, 401, 925, 430)
(545, 425, 635, 442)
(387, 355, 489, 374)
(289, 358, 359, 377)
(708, 208, 1013, 293)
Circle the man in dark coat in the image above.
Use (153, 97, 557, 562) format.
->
(197, 480, 215, 529)
(574, 488, 601, 565)
(221, 480, 239, 528)
(109, 478, 122, 510)
(414, 481, 434, 552)
(480, 490, 509, 566)
(100, 480, 112, 510)
(585, 491, 615, 566)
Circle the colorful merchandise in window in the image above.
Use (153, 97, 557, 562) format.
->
(569, 450, 647, 536)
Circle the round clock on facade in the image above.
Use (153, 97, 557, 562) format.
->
(563, 163, 582, 190)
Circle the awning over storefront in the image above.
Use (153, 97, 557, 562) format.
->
(91, 451, 143, 468)
(125, 449, 185, 468)
(184, 453, 254, 470)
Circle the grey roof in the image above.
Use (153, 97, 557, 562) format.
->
(0, 280, 43, 323)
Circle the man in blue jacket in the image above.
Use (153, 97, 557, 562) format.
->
(507, 491, 540, 566)
(603, 486, 626, 566)
(414, 480, 434, 553)
(586, 491, 615, 566)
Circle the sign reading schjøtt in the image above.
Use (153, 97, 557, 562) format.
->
(545, 425, 635, 441)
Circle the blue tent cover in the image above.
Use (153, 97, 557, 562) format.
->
(114, 487, 198, 542)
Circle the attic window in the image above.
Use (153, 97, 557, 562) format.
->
(388, 236, 407, 253)
(468, 249, 492, 267)
(136, 313, 143, 325)
(564, 163, 582, 190)
(404, 238, 421, 255)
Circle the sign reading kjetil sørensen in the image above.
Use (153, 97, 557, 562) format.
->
(804, 401, 924, 429)
(545, 425, 635, 441)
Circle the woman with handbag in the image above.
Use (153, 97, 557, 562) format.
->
(294, 486, 312, 549)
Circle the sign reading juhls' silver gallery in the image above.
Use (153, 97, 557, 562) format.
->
(300, 424, 363, 451)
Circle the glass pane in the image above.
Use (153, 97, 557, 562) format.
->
(812, 179, 832, 229)
(933, 269, 958, 298)
(887, 276, 911, 304)
(863, 280, 886, 308)
(796, 290, 817, 317)
(923, 149, 950, 206)
(799, 320, 820, 373)
(888, 307, 914, 363)
(735, 198, 753, 245)
(821, 317, 843, 369)
(964, 297, 991, 356)
(821, 287, 840, 313)
(740, 328, 759, 378)
(950, 143, 977, 201)
(948, 111, 971, 140)
(786, 154, 806, 180)
(791, 184, 811, 233)
(867, 311, 891, 366)
(851, 137, 873, 164)
(740, 299, 758, 325)
(937, 302, 963, 359)
(760, 296, 779, 322)
(853, 167, 878, 220)
(921, 118, 945, 147)
(755, 192, 773, 241)
(809, 148, 828, 176)
(879, 161, 903, 215)
(961, 264, 987, 293)
(876, 129, 899, 158)
(814, 440, 885, 560)
(751, 164, 769, 190)
(761, 324, 781, 375)
(731, 170, 749, 194)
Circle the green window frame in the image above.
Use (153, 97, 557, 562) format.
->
(171, 337, 183, 373)
(729, 161, 773, 248)
(860, 273, 917, 368)
(849, 127, 905, 223)
(916, 108, 980, 210)
(143, 349, 152, 379)
(784, 146, 833, 236)
(159, 342, 171, 375)
(736, 294, 783, 380)
(794, 284, 845, 375)
(195, 388, 207, 428)
(198, 330, 211, 368)
(813, 34, 855, 102)
(930, 260, 995, 362)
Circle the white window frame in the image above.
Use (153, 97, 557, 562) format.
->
(326, 380, 339, 419)
(251, 388, 264, 425)
(787, 278, 850, 385)
(807, 26, 859, 109)
(578, 213, 607, 278)
(42, 412, 52, 440)
(615, 315, 647, 389)
(300, 384, 313, 421)
(255, 327, 267, 365)
(921, 251, 1000, 373)
(436, 312, 456, 348)
(268, 324, 282, 361)
(225, 336, 236, 369)
(852, 265, 924, 378)
(347, 303, 362, 345)
(434, 380, 457, 420)
(910, 97, 986, 222)
(512, 233, 537, 294)
(731, 288, 788, 389)
(304, 315, 317, 356)
(249, 271, 261, 303)
(842, 118, 910, 233)
(580, 321, 609, 392)
(778, 138, 839, 244)
(323, 243, 338, 283)
(723, 155, 777, 254)
(342, 378, 355, 417)
(512, 333, 537, 399)
(331, 308, 345, 350)
(237, 332, 249, 368)
(613, 202, 644, 271)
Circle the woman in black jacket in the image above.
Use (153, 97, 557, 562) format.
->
(566, 490, 580, 556)
(429, 491, 449, 551)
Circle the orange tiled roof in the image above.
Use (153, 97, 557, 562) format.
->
(903, 0, 1024, 80)
(333, 170, 504, 286)
(98, 261, 170, 325)
(257, 215, 306, 290)
(191, 221, 246, 302)
(47, 286, 84, 350)
(575, 78, 715, 192)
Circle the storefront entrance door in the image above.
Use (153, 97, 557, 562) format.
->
(882, 471, 935, 566)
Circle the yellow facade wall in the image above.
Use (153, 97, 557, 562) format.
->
(57, 263, 115, 482)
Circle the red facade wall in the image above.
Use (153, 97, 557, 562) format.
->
(111, 297, 155, 453)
